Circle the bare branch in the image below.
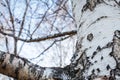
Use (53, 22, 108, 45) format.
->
(30, 35, 71, 60)
(5, 0, 18, 55)
(5, 0, 15, 32)
(5, 37, 9, 53)
(18, 0, 29, 37)
(0, 29, 77, 42)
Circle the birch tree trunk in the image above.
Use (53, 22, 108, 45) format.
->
(0, 0, 120, 80)
(0, 51, 71, 80)
(70, 0, 120, 80)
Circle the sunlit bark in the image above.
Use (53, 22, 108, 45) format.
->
(70, 0, 120, 79)
(0, 0, 120, 80)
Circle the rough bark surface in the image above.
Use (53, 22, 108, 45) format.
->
(70, 0, 120, 80)
(0, 0, 120, 80)
(0, 51, 70, 80)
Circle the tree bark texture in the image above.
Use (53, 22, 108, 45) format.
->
(0, 51, 70, 80)
(0, 0, 120, 80)
(70, 0, 120, 80)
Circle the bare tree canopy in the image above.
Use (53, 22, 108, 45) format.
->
(0, 0, 76, 79)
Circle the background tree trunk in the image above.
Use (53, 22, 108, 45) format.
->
(70, 0, 120, 80)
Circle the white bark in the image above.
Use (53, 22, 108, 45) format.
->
(0, 0, 120, 80)
(71, 0, 120, 79)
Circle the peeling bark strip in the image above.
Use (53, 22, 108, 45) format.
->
(0, 51, 70, 80)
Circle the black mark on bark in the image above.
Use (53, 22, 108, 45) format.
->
(94, 60, 97, 63)
(114, 30, 120, 39)
(92, 69, 95, 74)
(114, 0, 120, 6)
(9, 54, 14, 63)
(101, 56, 103, 60)
(87, 33, 93, 41)
(82, 0, 103, 12)
(87, 16, 108, 28)
(96, 46, 101, 51)
(91, 51, 97, 59)
(106, 64, 110, 70)
(96, 68, 100, 73)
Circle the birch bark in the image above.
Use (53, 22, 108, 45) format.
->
(71, 0, 120, 79)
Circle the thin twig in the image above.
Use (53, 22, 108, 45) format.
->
(18, 0, 29, 37)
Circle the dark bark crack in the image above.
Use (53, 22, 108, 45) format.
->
(87, 16, 108, 29)
(82, 0, 103, 12)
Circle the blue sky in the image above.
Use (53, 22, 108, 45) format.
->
(0, 0, 76, 67)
